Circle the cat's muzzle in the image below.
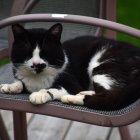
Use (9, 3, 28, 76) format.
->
(31, 63, 46, 74)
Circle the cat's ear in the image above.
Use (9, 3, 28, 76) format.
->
(12, 24, 27, 38)
(48, 23, 62, 40)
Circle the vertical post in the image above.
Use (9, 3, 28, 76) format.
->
(13, 111, 28, 140)
(0, 114, 10, 140)
(95, 0, 106, 36)
(105, 0, 116, 39)
(22, 0, 40, 14)
(8, 0, 29, 53)
(119, 126, 132, 140)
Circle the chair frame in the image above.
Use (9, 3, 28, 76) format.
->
(0, 1, 139, 140)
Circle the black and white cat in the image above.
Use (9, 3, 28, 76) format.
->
(0, 23, 140, 110)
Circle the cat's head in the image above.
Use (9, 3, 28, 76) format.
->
(11, 23, 66, 74)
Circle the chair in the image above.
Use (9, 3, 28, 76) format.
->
(0, 1, 140, 140)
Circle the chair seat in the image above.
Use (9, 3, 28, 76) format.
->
(0, 64, 140, 127)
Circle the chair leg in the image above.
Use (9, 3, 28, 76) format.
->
(119, 126, 131, 140)
(13, 111, 28, 140)
(0, 114, 10, 140)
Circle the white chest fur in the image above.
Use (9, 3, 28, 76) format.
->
(15, 66, 59, 92)
(14, 55, 68, 93)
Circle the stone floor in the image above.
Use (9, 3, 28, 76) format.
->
(0, 110, 140, 140)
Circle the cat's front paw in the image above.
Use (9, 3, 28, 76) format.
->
(0, 83, 23, 94)
(76, 91, 96, 96)
(29, 89, 52, 105)
(61, 95, 84, 105)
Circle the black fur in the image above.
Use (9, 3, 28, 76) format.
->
(11, 23, 140, 111)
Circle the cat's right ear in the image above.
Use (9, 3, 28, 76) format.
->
(48, 23, 62, 41)
(12, 24, 27, 38)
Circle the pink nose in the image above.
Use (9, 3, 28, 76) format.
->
(33, 61, 40, 65)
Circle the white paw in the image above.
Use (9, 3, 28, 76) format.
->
(0, 83, 23, 94)
(29, 89, 52, 105)
(61, 95, 84, 105)
(77, 91, 96, 96)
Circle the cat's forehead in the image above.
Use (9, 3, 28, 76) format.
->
(28, 28, 47, 34)
(28, 28, 47, 37)
(27, 28, 48, 44)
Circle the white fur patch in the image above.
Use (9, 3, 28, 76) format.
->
(92, 74, 116, 90)
(47, 87, 69, 100)
(29, 89, 52, 104)
(32, 46, 41, 64)
(0, 80, 23, 94)
(77, 91, 96, 96)
(15, 65, 59, 92)
(61, 91, 95, 105)
(29, 87, 69, 104)
(15, 54, 68, 92)
(61, 94, 85, 105)
(88, 48, 106, 77)
(27, 45, 46, 68)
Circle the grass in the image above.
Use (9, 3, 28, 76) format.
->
(117, 0, 140, 46)
(0, 58, 9, 67)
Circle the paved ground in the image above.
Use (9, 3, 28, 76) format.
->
(0, 110, 140, 140)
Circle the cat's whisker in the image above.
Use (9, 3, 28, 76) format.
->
(13, 63, 31, 70)
(56, 59, 65, 63)
(48, 64, 61, 69)
(61, 71, 74, 77)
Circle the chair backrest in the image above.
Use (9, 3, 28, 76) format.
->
(0, 0, 28, 59)
(0, 0, 13, 59)
(0, 0, 14, 50)
(0, 14, 140, 39)
(0, 0, 116, 59)
(12, 0, 101, 42)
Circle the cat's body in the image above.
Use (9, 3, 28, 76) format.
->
(0, 23, 140, 110)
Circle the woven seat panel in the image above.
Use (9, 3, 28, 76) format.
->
(0, 64, 140, 116)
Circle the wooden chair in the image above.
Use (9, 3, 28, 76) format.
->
(0, 0, 140, 140)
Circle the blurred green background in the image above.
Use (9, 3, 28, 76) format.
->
(117, 0, 140, 46)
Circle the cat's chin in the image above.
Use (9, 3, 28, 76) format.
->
(33, 69, 44, 74)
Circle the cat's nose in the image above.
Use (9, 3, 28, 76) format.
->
(31, 63, 46, 69)
(32, 61, 41, 66)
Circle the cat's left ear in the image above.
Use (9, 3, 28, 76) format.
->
(48, 23, 62, 40)
(12, 24, 28, 39)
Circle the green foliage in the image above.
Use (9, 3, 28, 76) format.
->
(0, 58, 9, 67)
(117, 0, 140, 46)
